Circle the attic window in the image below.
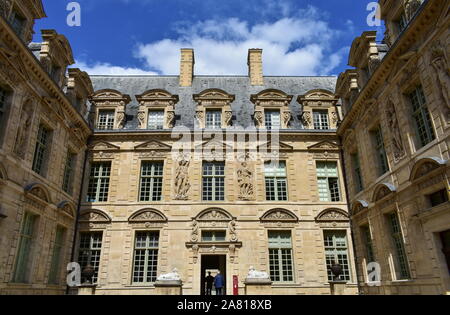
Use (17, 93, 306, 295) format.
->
(9, 10, 26, 36)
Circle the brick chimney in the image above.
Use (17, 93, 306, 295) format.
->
(248, 49, 264, 86)
(180, 48, 195, 87)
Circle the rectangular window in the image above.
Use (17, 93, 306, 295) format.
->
(361, 225, 375, 264)
(132, 231, 159, 284)
(78, 232, 103, 284)
(428, 189, 449, 208)
(372, 125, 389, 175)
(97, 110, 115, 130)
(148, 110, 164, 130)
(48, 226, 66, 285)
(351, 153, 364, 193)
(32, 124, 50, 175)
(13, 212, 37, 283)
(205, 110, 222, 129)
(62, 151, 76, 194)
(201, 231, 226, 242)
(317, 162, 341, 202)
(388, 212, 410, 280)
(324, 231, 351, 281)
(139, 162, 164, 202)
(9, 10, 26, 36)
(409, 86, 435, 148)
(265, 161, 288, 201)
(440, 230, 450, 275)
(86, 162, 111, 202)
(268, 231, 294, 282)
(202, 162, 225, 201)
(313, 110, 330, 130)
(265, 110, 281, 130)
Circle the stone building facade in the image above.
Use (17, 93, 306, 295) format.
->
(337, 0, 450, 295)
(76, 48, 359, 295)
(0, 0, 92, 294)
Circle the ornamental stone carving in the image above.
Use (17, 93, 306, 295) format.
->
(316, 209, 349, 222)
(430, 41, 450, 120)
(174, 158, 191, 200)
(14, 101, 34, 159)
(157, 268, 181, 281)
(237, 162, 254, 201)
(254, 111, 264, 128)
(301, 111, 312, 128)
(385, 98, 406, 162)
(190, 220, 199, 242)
(129, 209, 167, 223)
(247, 266, 270, 280)
(229, 220, 238, 242)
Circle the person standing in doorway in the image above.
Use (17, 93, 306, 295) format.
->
(214, 271, 225, 295)
(205, 272, 214, 295)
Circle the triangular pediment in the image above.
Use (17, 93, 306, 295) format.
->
(196, 138, 233, 151)
(134, 140, 172, 151)
(90, 141, 120, 151)
(258, 141, 293, 151)
(308, 141, 339, 151)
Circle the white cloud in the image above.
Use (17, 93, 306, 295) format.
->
(135, 8, 349, 76)
(73, 60, 158, 75)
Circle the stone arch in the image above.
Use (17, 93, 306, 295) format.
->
(24, 183, 52, 203)
(260, 208, 298, 222)
(372, 183, 396, 203)
(57, 201, 76, 218)
(79, 209, 112, 223)
(351, 200, 369, 215)
(195, 208, 234, 221)
(410, 157, 447, 182)
(128, 208, 167, 223)
(315, 208, 349, 222)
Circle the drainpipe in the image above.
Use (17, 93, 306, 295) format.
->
(66, 137, 90, 295)
(338, 138, 363, 295)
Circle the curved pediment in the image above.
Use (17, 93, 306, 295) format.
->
(79, 209, 112, 223)
(90, 89, 131, 103)
(351, 200, 369, 215)
(297, 89, 339, 107)
(136, 89, 179, 105)
(194, 89, 235, 101)
(57, 201, 76, 218)
(316, 208, 349, 222)
(372, 183, 396, 203)
(251, 89, 293, 105)
(128, 208, 167, 223)
(24, 183, 51, 203)
(410, 157, 447, 182)
(196, 208, 233, 221)
(260, 209, 298, 222)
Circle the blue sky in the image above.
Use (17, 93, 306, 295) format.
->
(34, 0, 384, 76)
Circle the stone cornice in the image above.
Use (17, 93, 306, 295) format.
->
(0, 17, 91, 141)
(337, 0, 441, 135)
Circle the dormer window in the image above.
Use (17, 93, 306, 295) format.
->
(50, 64, 61, 83)
(251, 89, 293, 130)
(297, 90, 339, 130)
(205, 110, 222, 129)
(194, 89, 234, 129)
(89, 89, 131, 130)
(397, 12, 409, 33)
(148, 110, 165, 130)
(265, 110, 281, 130)
(136, 90, 178, 130)
(97, 110, 115, 130)
(9, 10, 26, 36)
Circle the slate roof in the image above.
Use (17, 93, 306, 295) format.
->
(89, 75, 338, 130)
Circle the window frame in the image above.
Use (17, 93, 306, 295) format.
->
(86, 162, 111, 202)
(48, 226, 66, 285)
(96, 110, 116, 130)
(408, 86, 435, 148)
(264, 161, 288, 201)
(62, 150, 76, 194)
(387, 212, 410, 280)
(12, 212, 38, 283)
(323, 230, 352, 282)
(313, 110, 330, 130)
(139, 161, 164, 202)
(201, 230, 227, 242)
(205, 110, 223, 129)
(351, 153, 364, 193)
(32, 124, 51, 176)
(78, 232, 103, 284)
(316, 161, 341, 202)
(147, 110, 165, 130)
(371, 125, 389, 176)
(202, 162, 225, 201)
(268, 231, 294, 283)
(132, 231, 160, 284)
(264, 109, 281, 130)
(9, 9, 27, 37)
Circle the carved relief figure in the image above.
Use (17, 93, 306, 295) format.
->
(254, 111, 263, 128)
(237, 162, 254, 200)
(137, 110, 146, 129)
(167, 111, 175, 128)
(224, 111, 233, 127)
(282, 111, 291, 128)
(190, 220, 199, 242)
(229, 220, 238, 242)
(430, 43, 450, 119)
(14, 102, 33, 158)
(301, 111, 311, 128)
(174, 158, 191, 200)
(116, 111, 125, 129)
(386, 99, 406, 161)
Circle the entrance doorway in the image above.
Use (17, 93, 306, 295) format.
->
(200, 255, 226, 296)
